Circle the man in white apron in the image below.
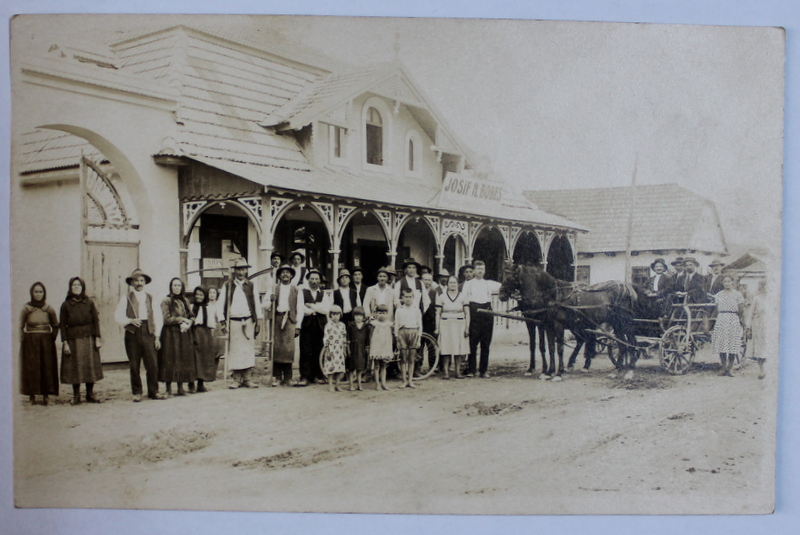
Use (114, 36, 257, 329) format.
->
(219, 258, 263, 388)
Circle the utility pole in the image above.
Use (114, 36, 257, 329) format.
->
(624, 154, 638, 285)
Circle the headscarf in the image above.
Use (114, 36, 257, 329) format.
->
(167, 277, 191, 316)
(28, 282, 47, 308)
(191, 285, 209, 327)
(66, 276, 87, 302)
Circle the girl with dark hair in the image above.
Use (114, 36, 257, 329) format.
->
(20, 282, 59, 405)
(712, 274, 746, 377)
(188, 286, 218, 393)
(60, 277, 104, 404)
(158, 278, 197, 396)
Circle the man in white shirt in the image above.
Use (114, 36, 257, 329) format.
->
(461, 260, 502, 378)
(298, 269, 331, 386)
(364, 267, 397, 320)
(393, 257, 430, 314)
(271, 264, 302, 386)
(219, 258, 264, 388)
(114, 268, 165, 402)
(289, 250, 308, 289)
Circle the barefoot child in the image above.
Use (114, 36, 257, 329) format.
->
(347, 307, 371, 391)
(395, 287, 423, 388)
(323, 305, 347, 392)
(369, 305, 393, 391)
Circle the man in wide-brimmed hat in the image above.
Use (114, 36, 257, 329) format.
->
(706, 257, 727, 296)
(298, 268, 331, 386)
(219, 258, 263, 388)
(333, 269, 357, 324)
(435, 268, 451, 296)
(114, 268, 165, 402)
(289, 250, 308, 288)
(642, 258, 673, 319)
(678, 256, 706, 304)
(270, 264, 301, 387)
(394, 257, 430, 314)
(364, 266, 396, 320)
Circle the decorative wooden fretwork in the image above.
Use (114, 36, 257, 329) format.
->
(336, 205, 357, 231)
(375, 209, 392, 236)
(393, 211, 410, 240)
(82, 157, 132, 229)
(509, 226, 522, 251)
(269, 197, 292, 221)
(237, 196, 263, 226)
(182, 200, 208, 234)
(312, 202, 335, 232)
(424, 215, 441, 237)
(442, 218, 469, 242)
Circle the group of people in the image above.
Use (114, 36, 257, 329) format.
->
(640, 256, 763, 377)
(20, 251, 504, 404)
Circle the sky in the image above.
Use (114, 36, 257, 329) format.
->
(11, 15, 784, 253)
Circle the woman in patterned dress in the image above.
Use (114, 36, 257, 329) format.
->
(20, 282, 59, 405)
(322, 305, 347, 392)
(712, 274, 745, 376)
(59, 277, 104, 404)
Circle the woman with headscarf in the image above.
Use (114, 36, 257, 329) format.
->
(188, 286, 217, 393)
(158, 277, 197, 396)
(59, 277, 104, 404)
(20, 282, 59, 405)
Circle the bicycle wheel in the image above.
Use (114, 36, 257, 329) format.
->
(415, 333, 440, 380)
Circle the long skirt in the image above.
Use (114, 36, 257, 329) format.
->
(712, 313, 743, 355)
(440, 317, 468, 356)
(20, 332, 59, 396)
(158, 326, 197, 382)
(227, 318, 256, 371)
(61, 336, 104, 384)
(193, 326, 218, 382)
(273, 315, 296, 365)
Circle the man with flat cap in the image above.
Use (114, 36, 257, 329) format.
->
(219, 258, 263, 389)
(114, 268, 165, 402)
(298, 268, 331, 386)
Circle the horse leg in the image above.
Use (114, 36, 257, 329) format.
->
(567, 336, 583, 370)
(582, 332, 595, 372)
(541, 328, 556, 380)
(524, 321, 537, 376)
(538, 325, 546, 370)
(551, 323, 565, 381)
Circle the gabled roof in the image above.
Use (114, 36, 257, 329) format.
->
(261, 61, 474, 165)
(526, 184, 728, 254)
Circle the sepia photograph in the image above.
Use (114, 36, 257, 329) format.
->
(2, 3, 792, 529)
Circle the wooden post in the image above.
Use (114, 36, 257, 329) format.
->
(79, 154, 89, 280)
(624, 154, 638, 285)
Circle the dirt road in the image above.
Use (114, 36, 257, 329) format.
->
(14, 331, 776, 514)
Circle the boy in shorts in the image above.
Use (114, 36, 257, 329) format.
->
(394, 287, 423, 388)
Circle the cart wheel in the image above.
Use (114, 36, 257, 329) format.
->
(660, 325, 694, 375)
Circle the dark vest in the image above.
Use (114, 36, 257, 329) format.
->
(223, 279, 258, 320)
(302, 288, 327, 330)
(125, 291, 155, 335)
(398, 277, 425, 313)
(274, 283, 298, 324)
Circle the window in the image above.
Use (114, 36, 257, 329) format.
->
(328, 124, 346, 161)
(366, 107, 383, 165)
(404, 129, 423, 177)
(632, 266, 650, 288)
(576, 265, 591, 285)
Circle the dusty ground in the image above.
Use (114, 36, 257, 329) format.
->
(13, 328, 776, 515)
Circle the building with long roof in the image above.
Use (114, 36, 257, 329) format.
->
(526, 183, 728, 286)
(13, 23, 585, 358)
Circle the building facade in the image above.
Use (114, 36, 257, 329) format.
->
(13, 24, 584, 360)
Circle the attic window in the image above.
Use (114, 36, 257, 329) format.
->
(366, 107, 383, 166)
(404, 129, 423, 177)
(329, 125, 346, 161)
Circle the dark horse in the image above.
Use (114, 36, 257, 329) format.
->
(500, 264, 639, 376)
(499, 264, 566, 379)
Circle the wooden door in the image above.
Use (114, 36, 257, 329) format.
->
(85, 242, 139, 363)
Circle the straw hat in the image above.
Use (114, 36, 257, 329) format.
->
(125, 268, 152, 286)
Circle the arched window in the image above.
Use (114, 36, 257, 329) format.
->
(366, 107, 383, 165)
(405, 129, 423, 177)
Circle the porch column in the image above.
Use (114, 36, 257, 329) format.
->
(330, 249, 340, 287)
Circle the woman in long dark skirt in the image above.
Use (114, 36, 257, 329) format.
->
(188, 286, 218, 393)
(158, 278, 197, 396)
(20, 282, 59, 405)
(60, 277, 104, 404)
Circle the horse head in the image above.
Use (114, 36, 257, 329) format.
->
(499, 262, 522, 302)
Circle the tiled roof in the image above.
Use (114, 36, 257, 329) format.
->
(263, 62, 398, 127)
(526, 184, 727, 254)
(18, 130, 104, 174)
